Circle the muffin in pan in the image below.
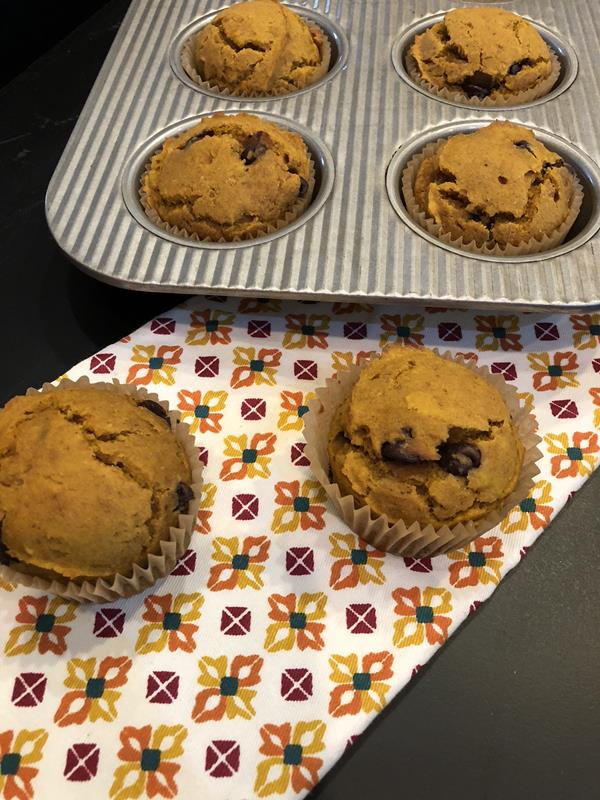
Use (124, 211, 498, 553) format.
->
(141, 112, 315, 243)
(408, 6, 560, 107)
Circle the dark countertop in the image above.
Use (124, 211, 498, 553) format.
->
(1, 2, 598, 797)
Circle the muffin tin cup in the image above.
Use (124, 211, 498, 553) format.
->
(303, 348, 542, 559)
(392, 12, 577, 111)
(0, 377, 204, 603)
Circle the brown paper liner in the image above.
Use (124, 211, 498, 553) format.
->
(303, 349, 542, 558)
(181, 22, 331, 98)
(401, 136, 584, 257)
(0, 377, 204, 603)
(406, 48, 561, 108)
(139, 127, 316, 245)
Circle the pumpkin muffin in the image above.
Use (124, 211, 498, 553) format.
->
(410, 6, 557, 105)
(327, 347, 524, 529)
(0, 386, 193, 581)
(141, 112, 314, 242)
(192, 0, 329, 96)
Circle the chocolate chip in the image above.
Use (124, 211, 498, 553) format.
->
(381, 428, 419, 463)
(180, 130, 215, 150)
(438, 443, 481, 477)
(515, 140, 535, 156)
(138, 399, 170, 424)
(470, 213, 482, 223)
(462, 71, 495, 99)
(174, 482, 194, 513)
(298, 177, 309, 198)
(240, 131, 272, 165)
(508, 59, 531, 76)
(0, 520, 9, 566)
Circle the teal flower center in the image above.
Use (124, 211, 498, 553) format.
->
(567, 447, 583, 461)
(148, 357, 163, 370)
(297, 405, 309, 417)
(242, 448, 257, 464)
(396, 326, 410, 338)
(140, 748, 161, 772)
(293, 496, 310, 513)
(415, 605, 434, 624)
(589, 324, 600, 335)
(301, 324, 315, 336)
(520, 498, 536, 513)
(352, 672, 371, 691)
(468, 552, 486, 568)
(493, 327, 506, 339)
(548, 365, 563, 377)
(205, 320, 218, 332)
(220, 676, 239, 696)
(250, 359, 264, 372)
(35, 614, 55, 633)
(351, 548, 368, 565)
(163, 612, 181, 631)
(194, 404, 210, 418)
(289, 612, 306, 630)
(232, 554, 249, 570)
(1, 754, 21, 776)
(85, 677, 105, 698)
(283, 744, 303, 766)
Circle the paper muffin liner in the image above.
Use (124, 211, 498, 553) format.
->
(0, 377, 204, 603)
(303, 348, 542, 558)
(139, 122, 316, 245)
(406, 48, 561, 108)
(401, 135, 584, 257)
(180, 22, 331, 98)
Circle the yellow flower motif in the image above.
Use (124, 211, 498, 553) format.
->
(328, 652, 393, 716)
(5, 595, 77, 657)
(254, 720, 325, 797)
(191, 654, 263, 722)
(135, 593, 204, 655)
(110, 724, 187, 799)
(54, 656, 132, 726)
(501, 480, 554, 534)
(126, 344, 182, 386)
(220, 433, 276, 481)
(277, 390, 315, 431)
(207, 536, 270, 591)
(271, 480, 327, 533)
(516, 391, 535, 414)
(282, 314, 330, 349)
(392, 586, 452, 649)
(264, 592, 327, 653)
(0, 577, 15, 592)
(329, 533, 386, 589)
(0, 729, 48, 800)
(195, 482, 217, 535)
(330, 350, 374, 378)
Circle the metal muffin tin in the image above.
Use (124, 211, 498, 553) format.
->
(46, 0, 600, 310)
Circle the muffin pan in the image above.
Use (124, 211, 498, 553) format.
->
(46, 0, 600, 310)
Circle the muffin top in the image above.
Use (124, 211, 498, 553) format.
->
(411, 7, 554, 102)
(413, 121, 575, 248)
(142, 113, 313, 242)
(193, 0, 328, 96)
(0, 387, 192, 580)
(328, 347, 524, 528)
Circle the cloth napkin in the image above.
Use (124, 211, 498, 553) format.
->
(1, 296, 599, 800)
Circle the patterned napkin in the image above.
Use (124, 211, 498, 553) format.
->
(1, 297, 599, 800)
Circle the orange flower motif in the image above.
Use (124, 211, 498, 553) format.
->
(220, 432, 276, 481)
(110, 724, 186, 799)
(254, 721, 325, 797)
(329, 533, 386, 590)
(475, 315, 522, 351)
(545, 431, 599, 478)
(207, 536, 270, 591)
(379, 314, 424, 348)
(194, 482, 216, 535)
(4, 595, 76, 657)
(230, 346, 281, 389)
(501, 480, 554, 533)
(177, 389, 227, 434)
(238, 297, 282, 313)
(330, 350, 374, 378)
(282, 314, 330, 349)
(455, 351, 478, 364)
(447, 536, 504, 589)
(54, 656, 132, 727)
(328, 652, 393, 716)
(135, 593, 203, 654)
(277, 390, 315, 431)
(590, 387, 600, 428)
(185, 308, 235, 346)
(0, 729, 47, 800)
(331, 302, 374, 314)
(127, 344, 182, 386)
(392, 586, 452, 648)
(528, 351, 579, 392)
(191, 654, 263, 723)
(264, 593, 327, 652)
(271, 480, 327, 533)
(570, 313, 600, 349)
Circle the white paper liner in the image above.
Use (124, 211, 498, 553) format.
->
(181, 21, 331, 98)
(303, 348, 543, 558)
(406, 48, 561, 108)
(0, 377, 204, 603)
(401, 135, 584, 257)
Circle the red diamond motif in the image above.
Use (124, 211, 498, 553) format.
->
(197, 446, 209, 467)
(247, 320, 271, 338)
(64, 744, 100, 781)
(291, 442, 310, 466)
(93, 608, 125, 638)
(343, 322, 367, 340)
(232, 494, 259, 520)
(195, 356, 220, 378)
(346, 603, 377, 633)
(241, 398, 266, 421)
(534, 321, 560, 341)
(550, 399, 579, 419)
(89, 353, 116, 374)
(345, 735, 360, 751)
(146, 671, 179, 704)
(205, 740, 240, 778)
(490, 362, 517, 381)
(12, 673, 46, 707)
(281, 668, 313, 701)
(593, 359, 600, 373)
(403, 557, 433, 573)
(286, 547, 315, 576)
(438, 322, 462, 342)
(220, 607, 251, 636)
(294, 360, 318, 380)
(150, 317, 176, 335)
(469, 600, 483, 616)
(411, 664, 423, 678)
(171, 549, 197, 576)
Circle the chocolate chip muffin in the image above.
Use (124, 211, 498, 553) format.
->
(410, 7, 557, 105)
(141, 113, 314, 242)
(0, 386, 193, 581)
(327, 347, 524, 529)
(191, 0, 329, 96)
(408, 121, 580, 251)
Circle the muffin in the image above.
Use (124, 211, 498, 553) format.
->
(409, 7, 558, 106)
(405, 121, 581, 254)
(327, 347, 525, 530)
(189, 0, 329, 96)
(0, 385, 194, 583)
(141, 112, 314, 242)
